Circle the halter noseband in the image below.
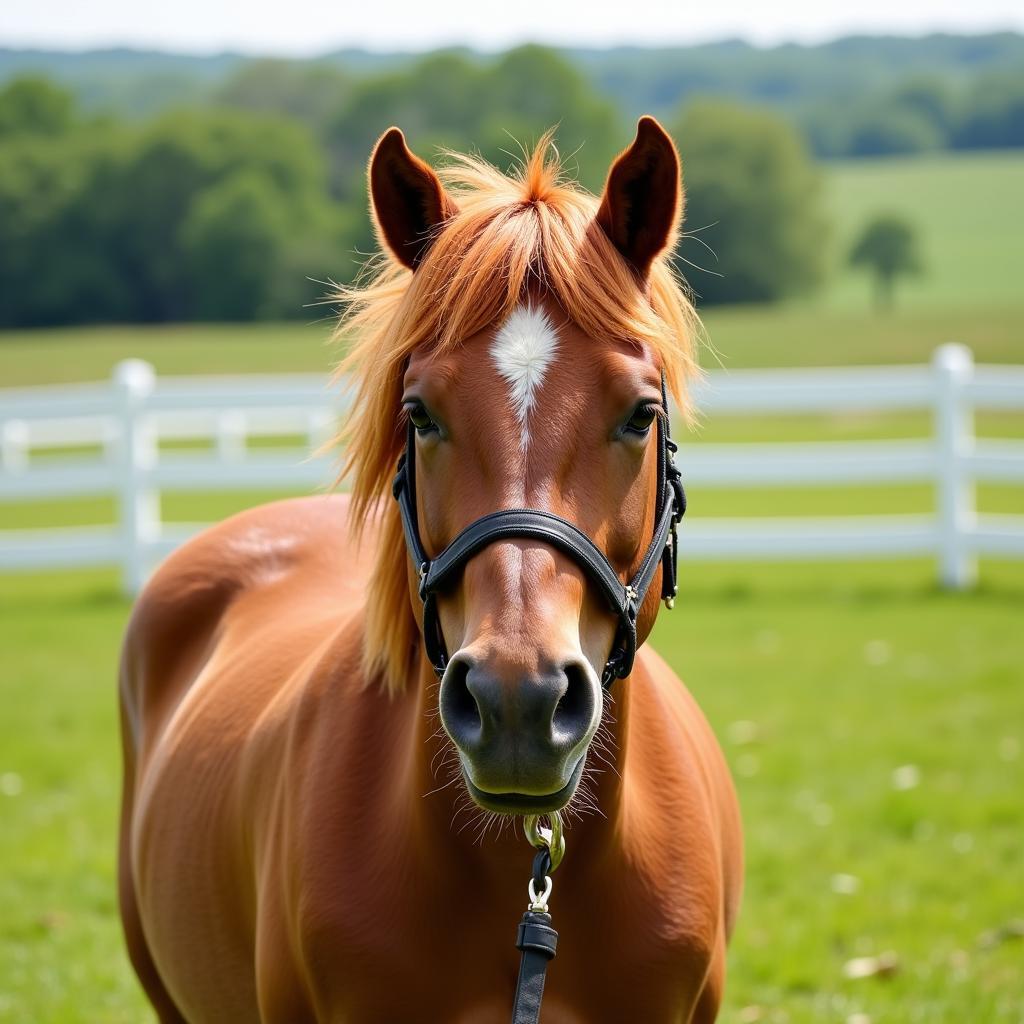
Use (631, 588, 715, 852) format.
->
(391, 375, 686, 688)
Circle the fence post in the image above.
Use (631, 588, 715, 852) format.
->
(308, 409, 335, 455)
(1, 419, 29, 472)
(114, 360, 158, 595)
(933, 343, 976, 589)
(216, 410, 247, 461)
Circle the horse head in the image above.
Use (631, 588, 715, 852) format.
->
(344, 118, 695, 815)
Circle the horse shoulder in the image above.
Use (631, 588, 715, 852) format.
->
(119, 493, 371, 754)
(631, 643, 744, 938)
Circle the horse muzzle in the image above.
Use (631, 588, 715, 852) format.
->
(439, 651, 601, 813)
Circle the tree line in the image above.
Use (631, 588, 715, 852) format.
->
(4, 33, 1023, 158)
(0, 45, 923, 326)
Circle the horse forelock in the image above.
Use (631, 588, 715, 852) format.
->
(331, 131, 701, 695)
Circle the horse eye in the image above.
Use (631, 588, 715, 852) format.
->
(623, 404, 658, 436)
(405, 402, 437, 434)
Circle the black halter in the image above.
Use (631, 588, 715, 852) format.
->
(391, 376, 686, 688)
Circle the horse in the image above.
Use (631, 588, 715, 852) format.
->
(118, 115, 743, 1023)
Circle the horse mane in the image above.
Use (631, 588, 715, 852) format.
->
(334, 131, 700, 696)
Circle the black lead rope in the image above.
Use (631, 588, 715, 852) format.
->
(512, 909, 558, 1024)
(511, 823, 562, 1024)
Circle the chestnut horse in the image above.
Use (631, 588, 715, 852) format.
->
(118, 116, 742, 1023)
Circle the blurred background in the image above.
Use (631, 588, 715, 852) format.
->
(0, 2, 1022, 1022)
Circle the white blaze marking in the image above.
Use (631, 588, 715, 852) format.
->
(490, 304, 560, 451)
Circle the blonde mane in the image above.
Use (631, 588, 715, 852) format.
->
(335, 132, 700, 694)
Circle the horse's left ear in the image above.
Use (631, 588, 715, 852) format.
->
(596, 116, 682, 278)
(369, 127, 458, 270)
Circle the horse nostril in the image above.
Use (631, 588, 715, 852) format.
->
(552, 660, 596, 745)
(439, 656, 483, 750)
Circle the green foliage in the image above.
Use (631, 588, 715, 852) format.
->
(213, 59, 353, 133)
(955, 72, 1024, 149)
(0, 96, 348, 326)
(670, 100, 828, 305)
(181, 172, 291, 320)
(3, 38, 1024, 327)
(0, 75, 76, 137)
(849, 215, 923, 309)
(847, 105, 946, 157)
(0, 47, 625, 327)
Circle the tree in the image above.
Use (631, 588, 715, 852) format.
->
(214, 59, 353, 134)
(181, 171, 292, 320)
(667, 99, 828, 305)
(0, 76, 75, 138)
(323, 46, 623, 210)
(954, 72, 1024, 149)
(0, 105, 350, 326)
(848, 214, 923, 310)
(101, 109, 344, 321)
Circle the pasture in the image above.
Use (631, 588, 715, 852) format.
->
(1, 149, 1023, 1021)
(823, 151, 1024, 314)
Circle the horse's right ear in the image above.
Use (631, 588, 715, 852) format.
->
(368, 127, 457, 270)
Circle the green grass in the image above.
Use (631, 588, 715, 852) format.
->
(1, 555, 1021, 1022)
(822, 150, 1024, 314)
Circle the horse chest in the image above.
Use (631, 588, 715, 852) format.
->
(280, 832, 719, 1024)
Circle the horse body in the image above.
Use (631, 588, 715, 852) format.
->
(120, 117, 743, 1022)
(121, 495, 739, 1023)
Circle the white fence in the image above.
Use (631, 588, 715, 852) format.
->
(1, 344, 1023, 593)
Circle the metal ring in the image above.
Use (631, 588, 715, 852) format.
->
(523, 813, 565, 872)
(528, 875, 553, 912)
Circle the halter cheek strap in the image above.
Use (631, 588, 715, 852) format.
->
(391, 376, 686, 688)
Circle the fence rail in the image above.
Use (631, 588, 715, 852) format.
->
(1, 344, 1022, 592)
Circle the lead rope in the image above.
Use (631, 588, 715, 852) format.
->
(510, 815, 565, 1024)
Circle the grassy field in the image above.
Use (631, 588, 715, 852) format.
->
(823, 150, 1024, 314)
(1, 148, 1022, 1021)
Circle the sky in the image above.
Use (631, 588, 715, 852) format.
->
(2, 0, 1023, 55)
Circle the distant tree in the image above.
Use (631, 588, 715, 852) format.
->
(214, 59, 353, 133)
(954, 72, 1024, 149)
(668, 99, 828, 305)
(324, 46, 622, 205)
(848, 214, 923, 310)
(0, 76, 75, 137)
(0, 106, 350, 326)
(475, 45, 622, 191)
(846, 105, 945, 156)
(106, 110, 344, 321)
(181, 171, 292, 320)
(890, 77, 958, 139)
